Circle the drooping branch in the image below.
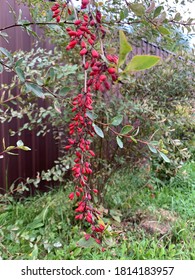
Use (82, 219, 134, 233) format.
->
(0, 20, 75, 32)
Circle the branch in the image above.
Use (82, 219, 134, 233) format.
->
(0, 20, 75, 32)
(169, 20, 195, 26)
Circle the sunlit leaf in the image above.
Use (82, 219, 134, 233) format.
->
(118, 30, 132, 67)
(5, 146, 15, 152)
(124, 55, 160, 72)
(18, 146, 31, 151)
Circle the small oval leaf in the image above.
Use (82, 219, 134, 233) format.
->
(86, 111, 98, 121)
(15, 66, 25, 82)
(116, 136, 123, 148)
(159, 151, 171, 163)
(129, 3, 145, 17)
(25, 83, 45, 99)
(120, 125, 133, 135)
(111, 115, 123, 126)
(93, 124, 104, 138)
(158, 26, 171, 35)
(147, 144, 158, 153)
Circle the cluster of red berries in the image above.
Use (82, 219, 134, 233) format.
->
(51, 2, 71, 23)
(52, 1, 119, 243)
(65, 12, 118, 92)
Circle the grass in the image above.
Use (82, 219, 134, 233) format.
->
(0, 164, 194, 260)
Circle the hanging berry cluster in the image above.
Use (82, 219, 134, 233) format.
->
(51, 2, 71, 22)
(51, 0, 118, 243)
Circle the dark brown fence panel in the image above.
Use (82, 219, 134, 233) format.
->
(0, 0, 58, 194)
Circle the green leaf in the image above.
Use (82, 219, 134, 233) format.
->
(120, 8, 129, 20)
(59, 87, 70, 95)
(27, 222, 44, 230)
(120, 125, 133, 135)
(15, 66, 25, 82)
(86, 111, 98, 121)
(18, 146, 31, 151)
(147, 144, 158, 154)
(30, 244, 38, 260)
(153, 6, 164, 18)
(15, 58, 24, 67)
(17, 140, 24, 147)
(159, 151, 171, 163)
(93, 124, 104, 138)
(130, 136, 137, 143)
(5, 146, 15, 152)
(25, 83, 45, 99)
(111, 115, 123, 126)
(174, 12, 182, 21)
(0, 47, 13, 61)
(129, 3, 145, 17)
(118, 30, 132, 67)
(158, 26, 171, 35)
(54, 101, 61, 114)
(116, 136, 123, 148)
(110, 209, 122, 223)
(78, 237, 100, 248)
(0, 64, 3, 73)
(73, 247, 82, 257)
(124, 55, 160, 72)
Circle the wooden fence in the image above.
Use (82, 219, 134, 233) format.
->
(0, 1, 171, 194)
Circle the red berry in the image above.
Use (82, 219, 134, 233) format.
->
(88, 38, 94, 45)
(84, 61, 89, 70)
(85, 234, 91, 240)
(56, 15, 60, 22)
(89, 150, 95, 157)
(93, 189, 98, 194)
(75, 214, 83, 220)
(68, 31, 78, 37)
(76, 191, 81, 197)
(68, 192, 74, 200)
(107, 67, 116, 74)
(96, 10, 102, 23)
(74, 19, 82, 25)
(91, 49, 99, 58)
(80, 48, 88, 56)
(83, 14, 89, 22)
(99, 75, 107, 82)
(81, 41, 87, 48)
